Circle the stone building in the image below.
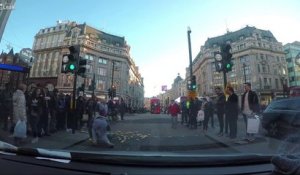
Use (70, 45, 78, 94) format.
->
(30, 21, 144, 108)
(192, 26, 288, 105)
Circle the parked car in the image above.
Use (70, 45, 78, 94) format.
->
(261, 97, 300, 138)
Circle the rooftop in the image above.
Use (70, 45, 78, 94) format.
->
(204, 26, 277, 48)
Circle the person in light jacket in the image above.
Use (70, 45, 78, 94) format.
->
(12, 83, 27, 145)
(92, 103, 114, 148)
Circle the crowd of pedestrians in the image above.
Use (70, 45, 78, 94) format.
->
(0, 83, 128, 147)
(168, 82, 260, 140)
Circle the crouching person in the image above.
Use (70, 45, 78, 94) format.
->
(92, 103, 114, 148)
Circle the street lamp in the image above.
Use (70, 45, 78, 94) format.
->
(187, 26, 196, 99)
(243, 63, 247, 83)
(280, 67, 288, 97)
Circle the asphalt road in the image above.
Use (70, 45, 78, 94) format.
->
(65, 113, 285, 154)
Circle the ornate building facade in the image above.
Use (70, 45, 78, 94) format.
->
(192, 26, 288, 105)
(30, 21, 144, 108)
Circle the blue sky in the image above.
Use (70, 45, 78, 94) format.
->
(1, 0, 300, 97)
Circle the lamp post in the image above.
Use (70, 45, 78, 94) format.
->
(187, 27, 196, 99)
(243, 63, 247, 83)
(280, 67, 287, 98)
(295, 52, 300, 86)
(187, 27, 193, 81)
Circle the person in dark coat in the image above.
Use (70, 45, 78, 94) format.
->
(49, 89, 58, 133)
(0, 83, 13, 131)
(225, 87, 239, 139)
(86, 95, 98, 139)
(28, 87, 44, 143)
(189, 98, 198, 129)
(118, 98, 126, 120)
(76, 95, 86, 130)
(180, 98, 188, 125)
(202, 97, 214, 132)
(56, 92, 66, 130)
(215, 87, 226, 136)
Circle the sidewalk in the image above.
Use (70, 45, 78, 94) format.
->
(203, 115, 280, 154)
(0, 129, 89, 150)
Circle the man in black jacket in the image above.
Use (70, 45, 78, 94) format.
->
(225, 87, 239, 139)
(215, 87, 226, 136)
(241, 82, 259, 141)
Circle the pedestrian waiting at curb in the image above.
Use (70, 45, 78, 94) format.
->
(225, 87, 239, 139)
(214, 87, 226, 136)
(241, 82, 260, 142)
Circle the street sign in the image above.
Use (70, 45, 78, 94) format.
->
(0, 63, 30, 73)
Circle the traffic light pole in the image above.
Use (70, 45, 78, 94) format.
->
(187, 27, 197, 99)
(187, 27, 193, 84)
(71, 45, 80, 134)
(92, 73, 95, 97)
(223, 70, 227, 90)
(72, 69, 77, 134)
(110, 61, 115, 99)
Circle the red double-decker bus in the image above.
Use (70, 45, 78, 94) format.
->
(150, 98, 161, 114)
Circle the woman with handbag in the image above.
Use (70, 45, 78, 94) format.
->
(12, 84, 27, 146)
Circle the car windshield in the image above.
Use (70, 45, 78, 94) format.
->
(1, 0, 300, 167)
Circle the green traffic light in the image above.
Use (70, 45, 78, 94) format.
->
(69, 64, 75, 70)
(226, 63, 231, 69)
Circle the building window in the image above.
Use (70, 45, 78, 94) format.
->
(98, 58, 107, 64)
(260, 54, 264, 60)
(98, 67, 106, 76)
(264, 78, 268, 86)
(262, 65, 266, 73)
(275, 79, 279, 89)
(290, 76, 295, 82)
(97, 80, 105, 91)
(85, 54, 94, 61)
(276, 56, 280, 62)
(288, 67, 294, 73)
(259, 78, 262, 89)
(89, 65, 93, 73)
(286, 58, 292, 63)
(258, 64, 261, 73)
(245, 65, 250, 75)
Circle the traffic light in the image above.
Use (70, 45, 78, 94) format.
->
(214, 52, 223, 72)
(77, 57, 87, 77)
(191, 75, 196, 90)
(61, 46, 79, 73)
(187, 80, 191, 90)
(221, 44, 233, 73)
